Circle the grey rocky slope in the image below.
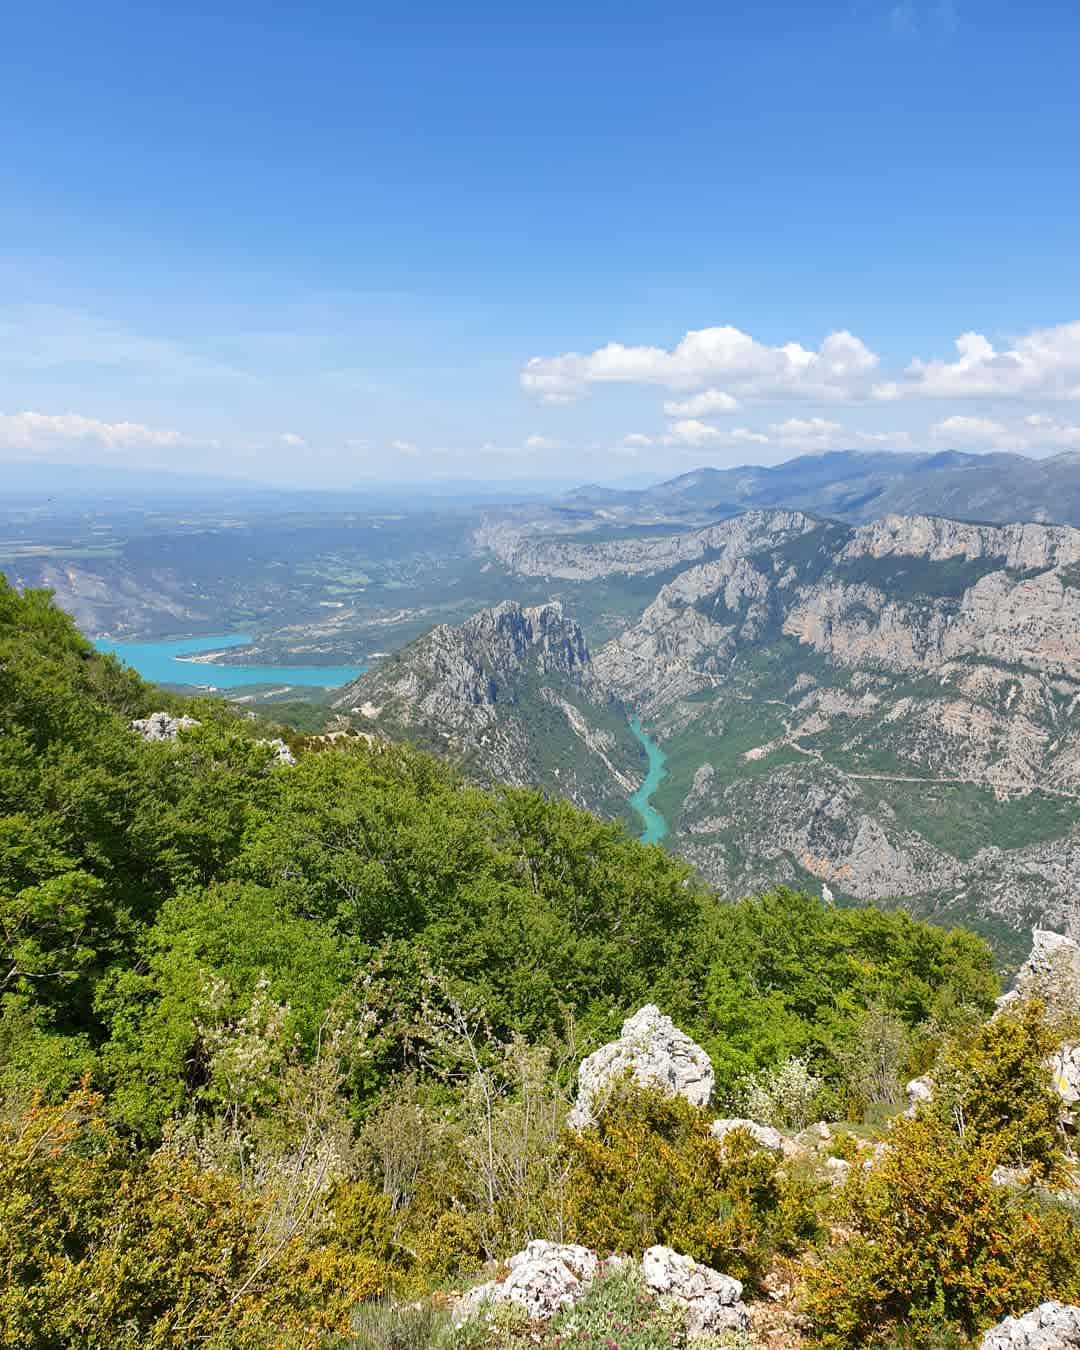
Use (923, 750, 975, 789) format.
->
(348, 509, 1080, 959)
(334, 600, 640, 817)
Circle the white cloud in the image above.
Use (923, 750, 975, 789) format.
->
(525, 434, 558, 451)
(931, 413, 1080, 452)
(665, 420, 770, 448)
(666, 419, 728, 446)
(876, 322, 1080, 402)
(391, 439, 420, 456)
(280, 431, 306, 448)
(522, 326, 879, 404)
(0, 409, 190, 452)
(663, 389, 740, 417)
(621, 433, 654, 448)
(769, 417, 844, 443)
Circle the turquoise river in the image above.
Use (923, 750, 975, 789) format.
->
(92, 634, 364, 690)
(628, 716, 669, 844)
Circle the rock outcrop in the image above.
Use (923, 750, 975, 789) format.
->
(131, 711, 201, 741)
(568, 1005, 714, 1130)
(997, 929, 1080, 1018)
(641, 1245, 749, 1336)
(455, 1241, 598, 1324)
(258, 737, 297, 767)
(710, 1117, 784, 1152)
(980, 1300, 1080, 1348)
(905, 1074, 935, 1117)
(455, 1242, 749, 1337)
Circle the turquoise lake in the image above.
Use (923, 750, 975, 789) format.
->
(628, 716, 669, 844)
(93, 634, 364, 690)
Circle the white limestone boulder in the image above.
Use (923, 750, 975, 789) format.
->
(131, 711, 201, 741)
(454, 1241, 596, 1325)
(710, 1117, 785, 1152)
(641, 1244, 749, 1336)
(568, 1005, 714, 1130)
(980, 1300, 1080, 1348)
(904, 1074, 934, 1117)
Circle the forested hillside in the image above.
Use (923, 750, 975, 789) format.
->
(1, 576, 1077, 1347)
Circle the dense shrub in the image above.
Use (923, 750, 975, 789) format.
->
(929, 998, 1068, 1174)
(561, 1082, 822, 1285)
(803, 1113, 1080, 1347)
(0, 1089, 388, 1347)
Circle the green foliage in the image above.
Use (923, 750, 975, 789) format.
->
(561, 1083, 822, 1285)
(0, 576, 1048, 1347)
(930, 999, 1067, 1174)
(697, 888, 999, 1095)
(803, 1113, 1080, 1347)
(0, 1088, 388, 1348)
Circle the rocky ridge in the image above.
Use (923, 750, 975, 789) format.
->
(343, 509, 1080, 953)
(334, 601, 640, 815)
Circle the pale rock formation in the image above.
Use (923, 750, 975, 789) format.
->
(996, 929, 1080, 1018)
(710, 1118, 784, 1152)
(905, 1074, 934, 1117)
(257, 737, 297, 767)
(825, 1156, 852, 1183)
(454, 1242, 596, 1324)
(1051, 1042, 1080, 1128)
(568, 1005, 714, 1130)
(641, 1245, 749, 1336)
(131, 711, 201, 741)
(980, 1300, 1080, 1348)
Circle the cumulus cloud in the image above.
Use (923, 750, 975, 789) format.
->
(665, 421, 770, 448)
(390, 439, 420, 456)
(0, 410, 190, 452)
(280, 431, 306, 448)
(621, 433, 654, 448)
(931, 413, 1080, 452)
(521, 326, 879, 405)
(769, 417, 844, 443)
(525, 434, 558, 451)
(663, 389, 740, 417)
(876, 322, 1080, 402)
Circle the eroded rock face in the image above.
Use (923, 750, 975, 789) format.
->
(454, 1242, 596, 1325)
(710, 1118, 784, 1152)
(997, 929, 1080, 1019)
(131, 711, 201, 741)
(568, 1005, 714, 1130)
(641, 1245, 749, 1337)
(980, 1300, 1080, 1348)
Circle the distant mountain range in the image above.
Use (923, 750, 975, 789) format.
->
(564, 450, 1080, 527)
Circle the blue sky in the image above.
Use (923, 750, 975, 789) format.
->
(2, 0, 1079, 485)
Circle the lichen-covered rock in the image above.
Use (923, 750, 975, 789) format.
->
(568, 1005, 714, 1130)
(710, 1117, 784, 1152)
(980, 1300, 1080, 1348)
(641, 1245, 749, 1336)
(996, 929, 1080, 1019)
(131, 711, 201, 741)
(507, 1241, 598, 1285)
(454, 1242, 597, 1325)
